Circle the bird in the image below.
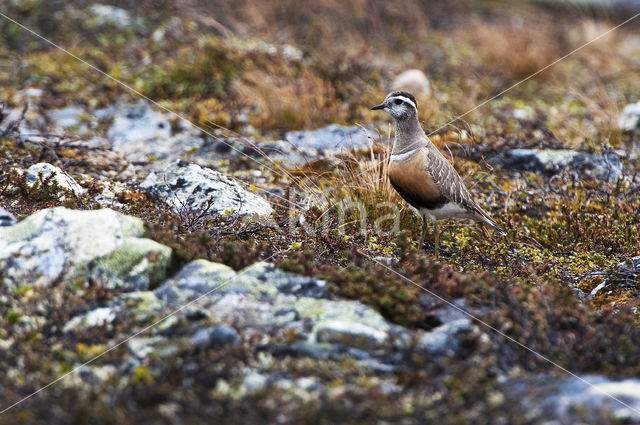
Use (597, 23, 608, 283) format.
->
(371, 91, 504, 259)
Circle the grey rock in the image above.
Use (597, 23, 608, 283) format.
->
(63, 291, 164, 333)
(47, 106, 85, 130)
(491, 149, 622, 181)
(433, 299, 471, 325)
(0, 207, 16, 227)
(25, 163, 84, 199)
(107, 102, 171, 147)
(238, 262, 327, 299)
(418, 318, 473, 355)
(63, 306, 118, 333)
(505, 375, 640, 422)
(242, 372, 268, 392)
(285, 124, 373, 151)
(296, 297, 410, 351)
(141, 160, 273, 217)
(315, 320, 388, 350)
(0, 207, 171, 288)
(155, 259, 408, 359)
(155, 259, 238, 306)
(191, 328, 211, 347)
(128, 336, 183, 359)
(88, 4, 133, 28)
(192, 324, 240, 348)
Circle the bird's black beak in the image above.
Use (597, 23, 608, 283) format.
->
(370, 103, 385, 110)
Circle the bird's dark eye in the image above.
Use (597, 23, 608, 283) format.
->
(394, 99, 403, 105)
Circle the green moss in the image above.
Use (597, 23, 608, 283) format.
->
(91, 237, 172, 290)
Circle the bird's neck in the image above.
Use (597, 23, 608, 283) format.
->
(392, 115, 425, 155)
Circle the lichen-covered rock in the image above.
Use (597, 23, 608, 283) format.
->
(89, 237, 172, 291)
(155, 259, 238, 305)
(417, 318, 472, 354)
(490, 149, 622, 181)
(285, 124, 372, 151)
(63, 290, 164, 333)
(505, 376, 640, 422)
(0, 207, 16, 227)
(88, 4, 134, 27)
(141, 160, 273, 217)
(63, 306, 118, 333)
(25, 162, 84, 199)
(234, 262, 328, 299)
(47, 105, 86, 131)
(128, 336, 185, 359)
(155, 259, 407, 357)
(107, 102, 171, 147)
(296, 297, 409, 350)
(0, 207, 171, 288)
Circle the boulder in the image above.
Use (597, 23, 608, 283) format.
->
(140, 160, 273, 217)
(490, 149, 622, 181)
(285, 124, 372, 151)
(156, 259, 408, 359)
(107, 102, 171, 147)
(47, 106, 86, 130)
(0, 207, 171, 289)
(505, 375, 640, 422)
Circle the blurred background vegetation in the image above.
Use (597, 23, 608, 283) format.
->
(1, 0, 639, 141)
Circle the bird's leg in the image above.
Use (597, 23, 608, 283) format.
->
(418, 215, 428, 251)
(433, 219, 439, 260)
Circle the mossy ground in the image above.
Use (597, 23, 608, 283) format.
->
(1, 0, 640, 423)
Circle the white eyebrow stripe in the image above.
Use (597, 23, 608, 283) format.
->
(390, 96, 417, 112)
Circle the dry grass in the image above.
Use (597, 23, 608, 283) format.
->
(233, 69, 339, 132)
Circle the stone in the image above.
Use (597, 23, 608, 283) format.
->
(63, 307, 118, 333)
(155, 259, 238, 306)
(618, 101, 640, 131)
(417, 318, 472, 355)
(106, 102, 171, 147)
(285, 125, 372, 151)
(63, 291, 164, 333)
(490, 149, 622, 181)
(505, 375, 640, 422)
(391, 69, 431, 97)
(296, 297, 409, 350)
(25, 163, 84, 199)
(237, 262, 328, 299)
(88, 4, 133, 28)
(155, 259, 408, 360)
(0, 207, 171, 288)
(47, 106, 86, 130)
(129, 336, 187, 359)
(140, 160, 273, 217)
(88, 237, 173, 291)
(0, 207, 16, 227)
(192, 324, 240, 348)
(315, 320, 388, 350)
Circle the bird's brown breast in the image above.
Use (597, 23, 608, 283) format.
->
(388, 150, 447, 210)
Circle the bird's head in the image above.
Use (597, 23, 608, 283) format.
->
(370, 91, 418, 120)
